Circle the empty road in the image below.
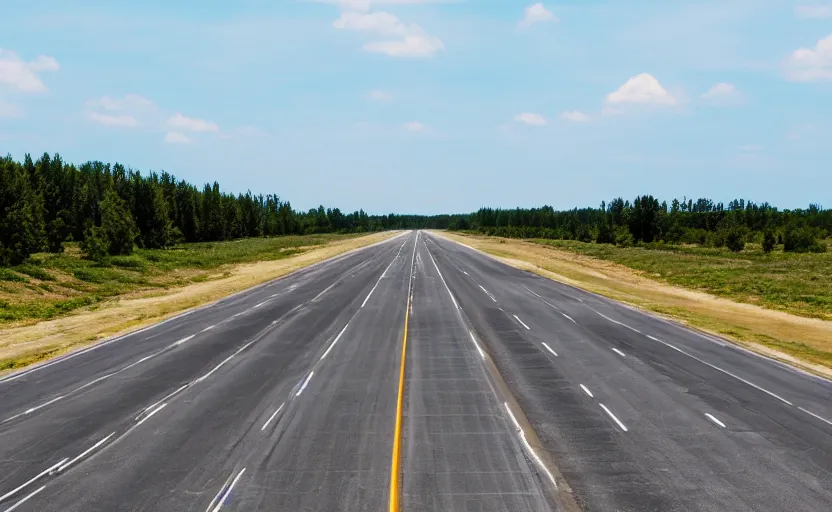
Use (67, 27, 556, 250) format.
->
(1, 230, 831, 511)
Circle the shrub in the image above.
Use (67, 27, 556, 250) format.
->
(80, 226, 108, 261)
(615, 229, 634, 248)
(762, 231, 776, 253)
(784, 227, 826, 253)
(724, 227, 747, 253)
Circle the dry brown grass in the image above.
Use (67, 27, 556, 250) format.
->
(435, 231, 832, 379)
(0, 231, 399, 373)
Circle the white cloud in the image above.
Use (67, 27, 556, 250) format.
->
(333, 11, 444, 57)
(559, 110, 590, 122)
(84, 94, 155, 128)
(519, 3, 558, 28)
(164, 131, 192, 144)
(701, 82, 743, 105)
(0, 49, 60, 92)
(605, 73, 677, 107)
(86, 112, 139, 127)
(403, 121, 425, 131)
(514, 112, 547, 126)
(785, 33, 832, 82)
(87, 94, 155, 112)
(369, 89, 394, 101)
(167, 112, 220, 132)
(795, 5, 832, 18)
(738, 144, 762, 152)
(0, 100, 24, 119)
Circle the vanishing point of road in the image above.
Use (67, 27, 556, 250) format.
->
(1, 231, 831, 511)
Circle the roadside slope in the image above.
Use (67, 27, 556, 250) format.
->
(0, 231, 400, 372)
(433, 231, 832, 378)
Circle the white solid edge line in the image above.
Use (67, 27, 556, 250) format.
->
(0, 458, 67, 503)
(599, 403, 628, 432)
(468, 331, 485, 359)
(56, 432, 116, 473)
(612, 348, 626, 357)
(593, 310, 639, 333)
(424, 243, 460, 310)
(541, 343, 558, 357)
(644, 335, 794, 406)
(503, 402, 558, 489)
(580, 384, 594, 398)
(513, 315, 531, 331)
(561, 313, 577, 324)
(296, 372, 314, 397)
(205, 473, 233, 512)
(524, 287, 563, 313)
(312, 281, 338, 302)
(705, 413, 726, 428)
(211, 468, 247, 512)
(23, 395, 65, 416)
(136, 403, 167, 427)
(261, 402, 285, 431)
(196, 340, 256, 383)
(361, 256, 398, 308)
(137, 384, 189, 420)
(798, 407, 832, 427)
(175, 334, 196, 346)
(4, 485, 46, 512)
(320, 323, 349, 361)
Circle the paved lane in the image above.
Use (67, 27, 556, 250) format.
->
(4, 228, 829, 512)
(0, 231, 564, 512)
(423, 231, 832, 512)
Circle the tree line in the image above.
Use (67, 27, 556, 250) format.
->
(0, 153, 446, 265)
(454, 196, 830, 253)
(1, 153, 828, 265)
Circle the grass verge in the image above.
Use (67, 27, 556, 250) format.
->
(0, 232, 399, 373)
(435, 231, 832, 378)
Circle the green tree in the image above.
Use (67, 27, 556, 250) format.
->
(0, 157, 46, 265)
(724, 227, 746, 252)
(100, 190, 138, 255)
(762, 230, 776, 253)
(80, 226, 108, 261)
(784, 227, 826, 253)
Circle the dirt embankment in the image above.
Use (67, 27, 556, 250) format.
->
(435, 231, 832, 379)
(0, 231, 399, 373)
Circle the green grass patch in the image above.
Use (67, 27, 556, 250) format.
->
(0, 233, 359, 326)
(530, 239, 832, 320)
(15, 264, 56, 281)
(0, 268, 27, 282)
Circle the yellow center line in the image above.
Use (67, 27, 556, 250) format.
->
(389, 231, 417, 512)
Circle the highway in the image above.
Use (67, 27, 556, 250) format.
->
(0, 230, 831, 511)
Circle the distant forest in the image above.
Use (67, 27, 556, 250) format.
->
(1, 153, 829, 265)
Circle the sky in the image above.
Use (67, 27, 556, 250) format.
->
(1, 0, 830, 214)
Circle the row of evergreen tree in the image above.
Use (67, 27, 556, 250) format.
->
(1, 153, 829, 265)
(452, 197, 830, 253)
(0, 153, 449, 265)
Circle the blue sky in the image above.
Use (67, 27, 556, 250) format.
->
(1, 0, 830, 213)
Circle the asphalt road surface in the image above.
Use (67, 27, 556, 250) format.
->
(1, 230, 831, 511)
